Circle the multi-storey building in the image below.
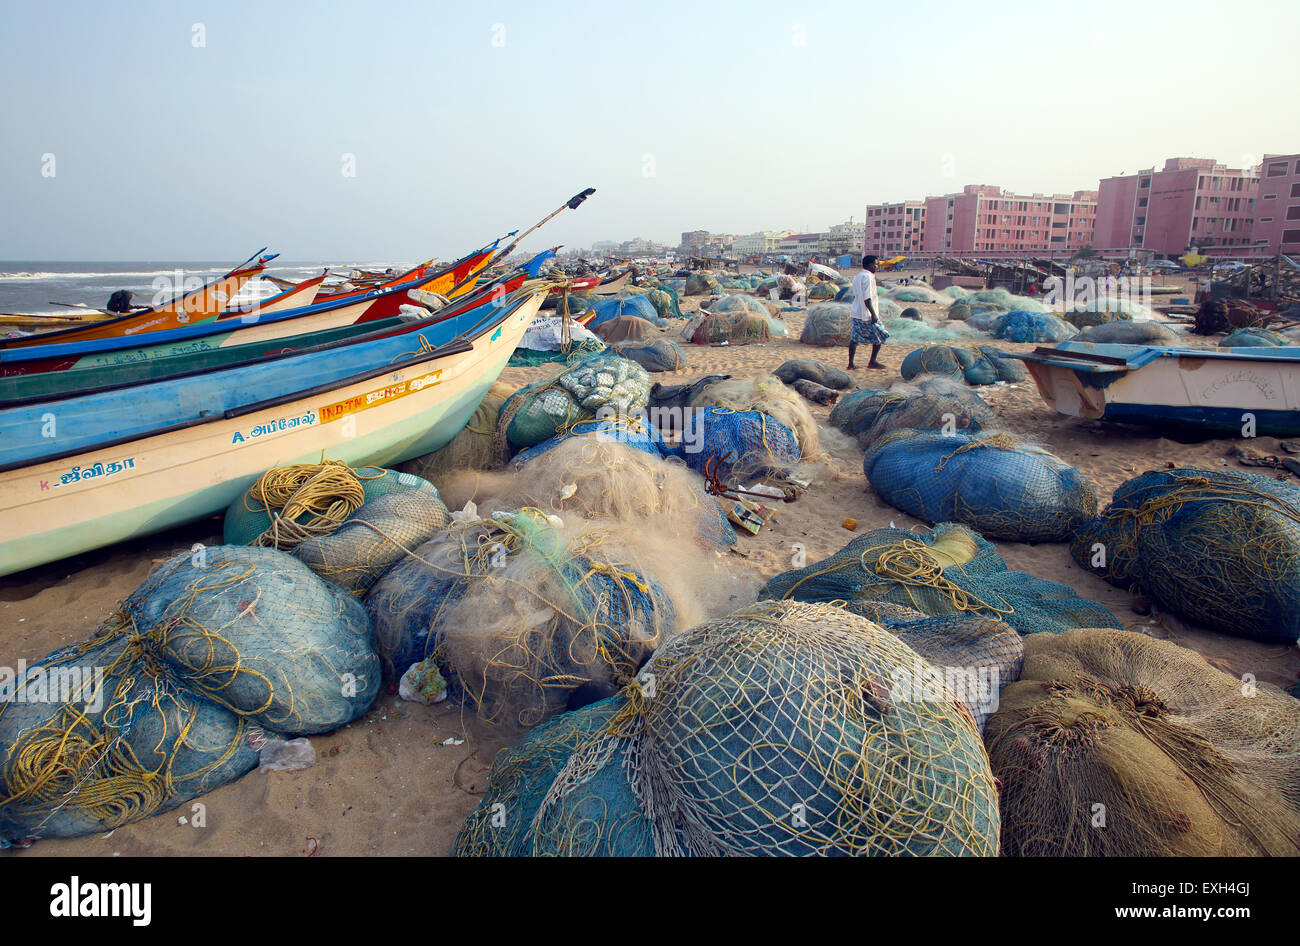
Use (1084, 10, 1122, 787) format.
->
(913, 186, 1095, 258)
(1252, 154, 1300, 257)
(864, 201, 926, 255)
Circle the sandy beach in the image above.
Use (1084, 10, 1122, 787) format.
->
(3, 270, 1298, 858)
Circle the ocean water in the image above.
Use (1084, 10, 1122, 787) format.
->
(0, 260, 414, 315)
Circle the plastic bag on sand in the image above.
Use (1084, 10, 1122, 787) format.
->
(258, 737, 317, 773)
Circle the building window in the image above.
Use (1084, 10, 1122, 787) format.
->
(1138, 198, 1148, 207)
(1267, 162, 1289, 177)
(1283, 229, 1300, 244)
(1288, 206, 1300, 221)
(1260, 217, 1274, 223)
(1291, 182, 1300, 199)
(1140, 178, 1150, 188)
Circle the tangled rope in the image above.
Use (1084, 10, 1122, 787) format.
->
(246, 460, 372, 550)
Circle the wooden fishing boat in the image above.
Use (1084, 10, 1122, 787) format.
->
(1015, 341, 1300, 436)
(0, 274, 530, 405)
(0, 250, 278, 350)
(0, 251, 507, 377)
(218, 272, 326, 318)
(590, 270, 631, 295)
(0, 312, 116, 329)
(0, 290, 544, 577)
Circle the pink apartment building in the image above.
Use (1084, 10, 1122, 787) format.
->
(913, 185, 1095, 258)
(1094, 157, 1260, 258)
(1253, 154, 1300, 256)
(864, 200, 926, 255)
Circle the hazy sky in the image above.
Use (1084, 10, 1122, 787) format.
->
(1, 0, 1296, 260)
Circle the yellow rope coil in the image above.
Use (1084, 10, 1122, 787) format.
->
(244, 460, 371, 550)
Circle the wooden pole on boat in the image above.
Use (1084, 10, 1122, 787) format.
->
(490, 188, 596, 266)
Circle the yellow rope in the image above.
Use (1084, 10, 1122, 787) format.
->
(244, 460, 372, 550)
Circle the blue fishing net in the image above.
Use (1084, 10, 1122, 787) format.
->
(1071, 468, 1300, 644)
(587, 296, 664, 328)
(502, 353, 652, 448)
(989, 311, 1077, 343)
(666, 407, 800, 484)
(0, 546, 379, 843)
(760, 522, 1121, 636)
(864, 430, 1098, 542)
(452, 696, 639, 856)
(774, 359, 852, 390)
(1220, 327, 1289, 347)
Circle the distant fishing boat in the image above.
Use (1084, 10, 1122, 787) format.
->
(0, 250, 278, 350)
(590, 270, 631, 295)
(1015, 341, 1300, 436)
(0, 290, 544, 577)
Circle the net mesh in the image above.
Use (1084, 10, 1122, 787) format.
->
(1070, 468, 1300, 644)
(829, 379, 997, 448)
(668, 407, 801, 485)
(985, 627, 1300, 856)
(760, 522, 1121, 636)
(864, 429, 1099, 542)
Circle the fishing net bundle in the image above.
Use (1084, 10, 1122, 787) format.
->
(968, 288, 1046, 312)
(223, 461, 437, 548)
(625, 285, 684, 319)
(0, 547, 379, 842)
(587, 296, 664, 329)
(830, 379, 998, 448)
(880, 317, 979, 344)
(1220, 327, 1289, 347)
(592, 315, 657, 344)
(684, 273, 721, 296)
(984, 627, 1300, 856)
(843, 600, 1024, 732)
(1074, 320, 1180, 345)
(708, 294, 772, 317)
(988, 311, 1078, 343)
(613, 340, 687, 372)
(454, 600, 1001, 857)
(900, 345, 1027, 385)
(1070, 468, 1300, 644)
(887, 285, 947, 305)
(808, 281, 839, 300)
(491, 437, 736, 551)
(291, 488, 451, 596)
(508, 415, 666, 470)
(945, 301, 973, 321)
(541, 289, 595, 313)
(499, 353, 652, 449)
(400, 380, 519, 477)
(863, 429, 1099, 542)
(1061, 308, 1132, 329)
(364, 510, 676, 725)
(799, 303, 852, 346)
(684, 310, 771, 346)
(685, 375, 821, 458)
(944, 286, 971, 300)
(773, 358, 853, 390)
(760, 522, 1121, 637)
(666, 407, 802, 486)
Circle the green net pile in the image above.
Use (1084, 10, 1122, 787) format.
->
(761, 522, 1121, 636)
(1071, 468, 1300, 644)
(454, 601, 1001, 856)
(829, 379, 997, 448)
(985, 628, 1300, 856)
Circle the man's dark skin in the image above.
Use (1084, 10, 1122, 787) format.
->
(847, 256, 884, 370)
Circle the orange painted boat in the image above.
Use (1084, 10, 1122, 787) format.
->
(0, 249, 277, 350)
(218, 272, 327, 319)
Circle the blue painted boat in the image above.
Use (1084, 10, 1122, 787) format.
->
(0, 288, 532, 469)
(1014, 342, 1300, 436)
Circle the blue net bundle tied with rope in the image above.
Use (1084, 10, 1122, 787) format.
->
(364, 510, 676, 726)
(1071, 468, 1300, 644)
(864, 429, 1099, 542)
(0, 546, 379, 843)
(773, 359, 853, 390)
(760, 522, 1121, 637)
(455, 600, 1001, 856)
(586, 295, 665, 329)
(666, 407, 801, 486)
(612, 340, 687, 373)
